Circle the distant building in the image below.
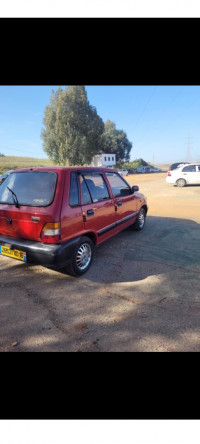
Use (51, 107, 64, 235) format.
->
(90, 153, 116, 168)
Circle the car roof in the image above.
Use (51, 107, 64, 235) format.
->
(171, 162, 189, 165)
(182, 163, 199, 166)
(171, 162, 189, 167)
(9, 166, 118, 173)
(175, 163, 199, 169)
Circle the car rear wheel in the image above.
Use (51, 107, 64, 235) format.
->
(176, 178, 186, 187)
(133, 207, 146, 231)
(66, 236, 94, 276)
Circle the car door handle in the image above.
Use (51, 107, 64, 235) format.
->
(117, 201, 122, 206)
(87, 209, 94, 216)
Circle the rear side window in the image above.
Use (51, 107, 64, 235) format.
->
(69, 172, 79, 206)
(0, 171, 57, 206)
(80, 176, 92, 205)
(182, 165, 196, 172)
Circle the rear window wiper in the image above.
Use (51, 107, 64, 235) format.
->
(7, 186, 20, 208)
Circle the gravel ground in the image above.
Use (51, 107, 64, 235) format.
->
(0, 172, 200, 351)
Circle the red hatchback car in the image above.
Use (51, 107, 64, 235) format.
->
(0, 167, 148, 276)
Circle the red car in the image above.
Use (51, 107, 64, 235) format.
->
(0, 167, 148, 276)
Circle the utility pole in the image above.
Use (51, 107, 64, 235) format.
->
(185, 136, 193, 163)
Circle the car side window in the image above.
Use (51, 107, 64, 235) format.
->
(81, 173, 110, 203)
(105, 172, 131, 197)
(69, 172, 79, 206)
(182, 165, 196, 172)
(80, 176, 92, 205)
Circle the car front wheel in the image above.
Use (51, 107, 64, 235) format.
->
(133, 207, 146, 231)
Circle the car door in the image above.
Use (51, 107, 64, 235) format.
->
(192, 165, 200, 183)
(182, 165, 198, 183)
(79, 171, 117, 243)
(196, 165, 200, 183)
(104, 171, 138, 231)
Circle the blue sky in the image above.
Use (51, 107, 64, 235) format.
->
(0, 85, 200, 165)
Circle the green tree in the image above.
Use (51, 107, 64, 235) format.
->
(101, 120, 132, 165)
(41, 86, 104, 165)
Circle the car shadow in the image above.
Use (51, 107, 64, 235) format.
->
(184, 184, 200, 187)
(79, 215, 200, 284)
(1, 215, 200, 352)
(5, 215, 199, 284)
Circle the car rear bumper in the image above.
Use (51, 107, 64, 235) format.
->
(0, 234, 81, 268)
(166, 176, 175, 183)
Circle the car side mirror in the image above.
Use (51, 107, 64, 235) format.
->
(132, 185, 139, 193)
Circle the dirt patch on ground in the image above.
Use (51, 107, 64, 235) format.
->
(0, 172, 200, 351)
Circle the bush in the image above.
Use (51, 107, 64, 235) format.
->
(118, 158, 151, 169)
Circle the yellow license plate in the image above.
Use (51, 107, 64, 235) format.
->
(0, 245, 27, 262)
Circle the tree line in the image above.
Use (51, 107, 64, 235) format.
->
(41, 86, 132, 166)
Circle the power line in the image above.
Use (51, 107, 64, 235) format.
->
(132, 85, 158, 131)
(154, 86, 184, 123)
(132, 86, 186, 158)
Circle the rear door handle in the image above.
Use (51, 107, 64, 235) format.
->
(117, 201, 122, 206)
(87, 209, 94, 216)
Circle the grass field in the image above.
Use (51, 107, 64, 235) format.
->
(0, 156, 60, 174)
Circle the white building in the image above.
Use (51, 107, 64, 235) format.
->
(90, 153, 116, 168)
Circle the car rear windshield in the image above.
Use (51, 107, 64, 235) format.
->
(0, 171, 57, 207)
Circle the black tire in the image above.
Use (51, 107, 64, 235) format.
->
(66, 236, 94, 276)
(133, 207, 146, 231)
(176, 178, 186, 187)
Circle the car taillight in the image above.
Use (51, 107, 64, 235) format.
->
(167, 171, 171, 176)
(41, 222, 61, 243)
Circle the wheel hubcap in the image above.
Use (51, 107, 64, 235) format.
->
(76, 243, 92, 270)
(138, 210, 145, 228)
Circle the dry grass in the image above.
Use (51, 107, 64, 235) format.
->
(0, 156, 59, 174)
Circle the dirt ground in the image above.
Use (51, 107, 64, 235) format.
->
(1, 172, 200, 352)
